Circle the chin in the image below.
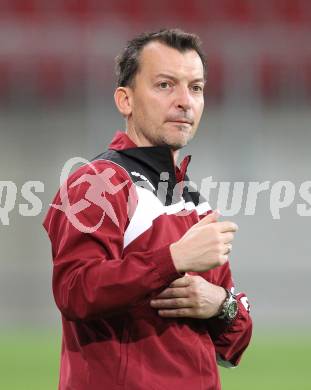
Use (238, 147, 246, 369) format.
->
(156, 127, 194, 150)
(163, 135, 189, 151)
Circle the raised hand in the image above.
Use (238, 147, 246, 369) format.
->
(170, 210, 238, 273)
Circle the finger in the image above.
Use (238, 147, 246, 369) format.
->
(154, 287, 189, 299)
(222, 232, 234, 244)
(223, 243, 232, 255)
(216, 221, 239, 233)
(195, 209, 220, 227)
(169, 275, 191, 288)
(150, 298, 192, 309)
(158, 308, 192, 318)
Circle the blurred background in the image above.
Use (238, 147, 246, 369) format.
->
(0, 1, 310, 389)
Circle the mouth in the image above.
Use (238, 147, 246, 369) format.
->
(167, 120, 193, 126)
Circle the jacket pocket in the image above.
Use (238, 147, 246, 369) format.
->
(117, 317, 131, 385)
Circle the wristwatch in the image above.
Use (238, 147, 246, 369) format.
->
(218, 289, 238, 322)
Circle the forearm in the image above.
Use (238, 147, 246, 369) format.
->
(207, 294, 253, 367)
(192, 257, 253, 366)
(53, 244, 181, 321)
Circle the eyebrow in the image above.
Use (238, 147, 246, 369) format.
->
(154, 73, 206, 84)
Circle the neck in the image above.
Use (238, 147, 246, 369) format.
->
(126, 129, 180, 165)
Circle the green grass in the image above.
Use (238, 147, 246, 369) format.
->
(0, 329, 310, 389)
(0, 330, 60, 390)
(220, 331, 311, 390)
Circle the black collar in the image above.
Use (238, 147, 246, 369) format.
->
(118, 146, 177, 185)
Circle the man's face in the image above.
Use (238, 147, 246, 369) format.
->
(127, 41, 205, 150)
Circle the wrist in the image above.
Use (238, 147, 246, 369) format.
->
(218, 288, 238, 322)
(170, 242, 187, 273)
(216, 287, 228, 316)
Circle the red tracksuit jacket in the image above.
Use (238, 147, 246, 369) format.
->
(43, 131, 252, 390)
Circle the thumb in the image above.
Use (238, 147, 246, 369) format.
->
(196, 209, 220, 227)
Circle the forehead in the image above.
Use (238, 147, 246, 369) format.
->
(137, 41, 204, 81)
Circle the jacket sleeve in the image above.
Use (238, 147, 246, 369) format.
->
(43, 161, 182, 321)
(202, 262, 253, 367)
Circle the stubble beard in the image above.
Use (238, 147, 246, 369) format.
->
(146, 125, 194, 151)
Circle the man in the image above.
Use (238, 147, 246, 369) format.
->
(44, 29, 252, 390)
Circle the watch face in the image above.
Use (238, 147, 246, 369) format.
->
(228, 300, 238, 320)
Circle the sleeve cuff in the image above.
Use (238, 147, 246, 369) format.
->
(152, 244, 184, 285)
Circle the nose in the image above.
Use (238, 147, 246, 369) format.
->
(174, 86, 192, 111)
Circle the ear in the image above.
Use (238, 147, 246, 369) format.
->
(114, 87, 133, 117)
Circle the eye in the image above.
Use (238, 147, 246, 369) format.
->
(158, 81, 171, 89)
(192, 85, 203, 93)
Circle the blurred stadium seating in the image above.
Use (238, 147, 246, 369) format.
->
(0, 0, 310, 105)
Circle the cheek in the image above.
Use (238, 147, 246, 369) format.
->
(133, 99, 149, 123)
(144, 100, 165, 125)
(195, 100, 204, 121)
(136, 94, 160, 119)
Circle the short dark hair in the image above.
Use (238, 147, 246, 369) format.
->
(115, 28, 207, 87)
